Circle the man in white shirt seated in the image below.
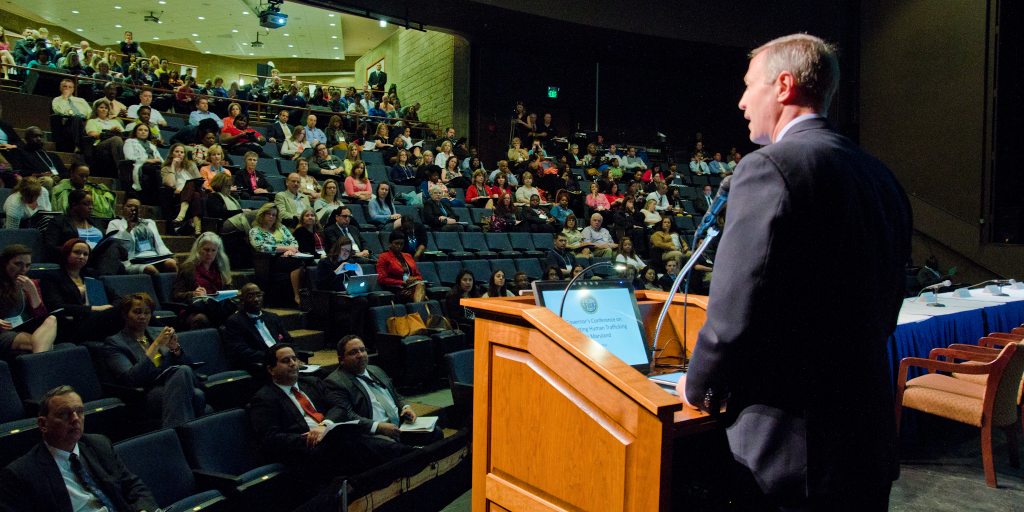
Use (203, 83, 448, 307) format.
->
(0, 386, 160, 512)
(325, 335, 443, 447)
(689, 153, 710, 175)
(708, 152, 732, 175)
(126, 89, 167, 126)
(106, 197, 178, 275)
(188, 96, 223, 128)
(581, 213, 617, 258)
(604, 144, 619, 163)
(619, 146, 647, 172)
(646, 182, 672, 212)
(729, 152, 742, 171)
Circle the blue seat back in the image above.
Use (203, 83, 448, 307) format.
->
(176, 328, 233, 375)
(101, 274, 162, 309)
(178, 409, 264, 476)
(516, 258, 543, 280)
(13, 346, 105, 402)
(278, 159, 297, 176)
(152, 272, 177, 305)
(490, 259, 516, 279)
(367, 166, 389, 184)
(532, 232, 556, 251)
(262, 143, 280, 159)
(84, 277, 108, 307)
(405, 300, 445, 325)
(265, 175, 286, 193)
(433, 232, 465, 252)
(508, 232, 536, 251)
(485, 233, 513, 252)
(369, 304, 405, 334)
(452, 207, 472, 224)
(395, 205, 420, 223)
(461, 260, 491, 285)
(435, 261, 463, 286)
(114, 429, 200, 507)
(348, 205, 372, 228)
(469, 208, 492, 225)
(460, 232, 490, 252)
(0, 361, 26, 423)
(359, 264, 376, 275)
(424, 231, 439, 252)
(417, 261, 440, 285)
(445, 349, 474, 386)
(0, 229, 44, 263)
(362, 232, 385, 256)
(256, 158, 279, 175)
(361, 151, 384, 166)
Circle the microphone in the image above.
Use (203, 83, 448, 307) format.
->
(693, 176, 731, 245)
(921, 280, 951, 292)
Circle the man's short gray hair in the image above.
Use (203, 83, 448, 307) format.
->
(751, 33, 839, 112)
(429, 185, 444, 195)
(590, 213, 602, 222)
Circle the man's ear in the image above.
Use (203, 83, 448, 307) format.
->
(775, 70, 798, 105)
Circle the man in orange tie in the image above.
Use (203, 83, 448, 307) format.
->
(247, 344, 410, 480)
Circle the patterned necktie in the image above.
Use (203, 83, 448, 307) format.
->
(357, 374, 400, 425)
(291, 386, 324, 423)
(69, 453, 119, 512)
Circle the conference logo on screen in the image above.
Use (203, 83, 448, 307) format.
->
(580, 294, 598, 314)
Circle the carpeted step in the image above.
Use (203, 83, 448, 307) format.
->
(265, 308, 305, 331)
(288, 329, 325, 352)
(161, 235, 196, 254)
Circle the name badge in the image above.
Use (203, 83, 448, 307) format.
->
(316, 249, 326, 257)
(49, 166, 58, 175)
(137, 240, 153, 252)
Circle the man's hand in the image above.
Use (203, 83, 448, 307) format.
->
(193, 286, 207, 298)
(356, 250, 370, 258)
(376, 422, 401, 440)
(401, 406, 417, 423)
(268, 137, 277, 143)
(676, 375, 698, 409)
(0, 319, 12, 332)
(303, 424, 327, 447)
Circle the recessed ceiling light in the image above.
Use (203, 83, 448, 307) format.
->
(292, 55, 297, 57)
(198, 17, 204, 20)
(331, 36, 337, 39)
(195, 41, 201, 43)
(205, 51, 211, 54)
(115, 6, 121, 9)
(76, 28, 83, 32)
(329, 23, 335, 26)
(249, 53, 254, 55)
(288, 44, 293, 47)
(192, 33, 198, 36)
(333, 47, 338, 49)
(159, 1, 165, 3)
(328, 14, 334, 17)
(335, 57, 340, 60)
(380, 20, 387, 27)
(242, 11, 248, 14)
(153, 37, 159, 39)
(283, 34, 289, 36)
(71, 10, 79, 14)
(115, 25, 121, 28)
(232, 30, 238, 33)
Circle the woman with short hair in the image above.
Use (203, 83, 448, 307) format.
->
(295, 157, 321, 200)
(314, 178, 344, 223)
(249, 203, 304, 307)
(376, 230, 427, 303)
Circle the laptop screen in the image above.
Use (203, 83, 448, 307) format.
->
(532, 279, 652, 373)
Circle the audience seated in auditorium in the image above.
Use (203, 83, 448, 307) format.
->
(281, 126, 307, 160)
(465, 170, 495, 210)
(124, 105, 163, 147)
(205, 174, 254, 235)
(221, 283, 292, 372)
(188, 96, 223, 129)
(161, 143, 203, 234)
(120, 123, 162, 194)
(0, 245, 56, 363)
(51, 78, 90, 116)
(482, 269, 513, 298)
(545, 232, 577, 279)
(581, 213, 616, 258)
(40, 238, 124, 342)
(561, 214, 590, 257)
(4, 177, 50, 229)
(220, 114, 268, 158)
(0, 386, 160, 512)
(651, 217, 688, 269)
(98, 83, 127, 119)
(266, 109, 292, 145)
(325, 115, 347, 150)
(44, 187, 122, 274)
(325, 335, 443, 447)
(729, 152, 741, 170)
(100, 293, 208, 428)
(85, 98, 126, 172)
(105, 197, 178, 276)
(281, 85, 307, 116)
(445, 268, 479, 332)
(197, 143, 230, 191)
(639, 267, 660, 291)
(619, 147, 646, 173)
(377, 230, 426, 303)
(395, 214, 428, 261)
(293, 208, 327, 261)
(291, 159, 320, 201)
(657, 259, 680, 292)
(345, 162, 374, 201)
(489, 193, 520, 234)
(304, 114, 326, 146)
(126, 90, 167, 126)
(234, 151, 274, 200)
(312, 238, 377, 340)
(689, 153, 710, 175)
(171, 232, 236, 330)
(324, 206, 372, 263)
(274, 173, 312, 229)
(646, 182, 671, 213)
(422, 184, 464, 233)
(709, 152, 731, 175)
(368, 182, 400, 230)
(248, 343, 406, 478)
(249, 203, 305, 307)
(391, 149, 416, 186)
(313, 179, 343, 223)
(614, 236, 645, 274)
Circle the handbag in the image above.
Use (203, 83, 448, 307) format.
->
(386, 302, 427, 336)
(425, 303, 458, 332)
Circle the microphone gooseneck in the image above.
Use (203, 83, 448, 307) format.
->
(693, 176, 731, 246)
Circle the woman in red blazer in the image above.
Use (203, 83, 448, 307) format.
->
(376, 230, 426, 303)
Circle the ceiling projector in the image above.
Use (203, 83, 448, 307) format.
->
(259, 10, 288, 29)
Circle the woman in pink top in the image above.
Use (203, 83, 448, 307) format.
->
(0, 27, 14, 79)
(585, 181, 611, 211)
(344, 161, 373, 200)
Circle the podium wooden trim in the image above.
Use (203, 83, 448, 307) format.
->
(464, 291, 716, 512)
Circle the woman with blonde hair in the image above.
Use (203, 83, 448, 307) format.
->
(435, 140, 454, 167)
(249, 203, 304, 306)
(508, 137, 529, 165)
(281, 125, 307, 160)
(343, 144, 360, 175)
(199, 144, 230, 192)
(3, 177, 50, 229)
(160, 143, 203, 233)
(86, 98, 126, 175)
(314, 178, 344, 222)
(223, 102, 242, 129)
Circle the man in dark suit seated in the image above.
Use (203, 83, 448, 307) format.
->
(544, 232, 577, 279)
(266, 109, 292, 145)
(0, 385, 160, 512)
(324, 335, 443, 447)
(7, 126, 66, 190)
(222, 283, 293, 372)
(247, 344, 410, 478)
(324, 207, 373, 264)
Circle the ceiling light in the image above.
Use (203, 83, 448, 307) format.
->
(292, 55, 297, 57)
(335, 57, 340, 60)
(329, 23, 335, 26)
(380, 20, 387, 27)
(283, 34, 289, 36)
(242, 11, 248, 14)
(72, 10, 79, 14)
(329, 14, 334, 17)
(249, 53, 254, 55)
(115, 6, 121, 9)
(159, 1, 165, 3)
(192, 33, 198, 36)
(205, 51, 211, 54)
(333, 47, 338, 49)
(288, 44, 293, 47)
(198, 17, 205, 20)
(76, 28, 83, 32)
(232, 29, 238, 33)
(331, 36, 337, 39)
(153, 37, 159, 39)
(158, 20, 163, 23)
(115, 25, 121, 28)
(195, 41, 201, 43)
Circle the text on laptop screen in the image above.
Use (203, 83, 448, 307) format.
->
(538, 285, 649, 367)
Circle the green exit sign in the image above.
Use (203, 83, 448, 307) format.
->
(548, 86, 559, 98)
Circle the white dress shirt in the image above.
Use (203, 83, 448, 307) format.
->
(274, 382, 335, 431)
(45, 443, 110, 512)
(774, 113, 825, 143)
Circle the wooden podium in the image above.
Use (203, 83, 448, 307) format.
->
(463, 291, 716, 512)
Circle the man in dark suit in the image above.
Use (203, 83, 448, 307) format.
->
(368, 63, 387, 97)
(222, 283, 293, 372)
(247, 344, 408, 477)
(683, 34, 911, 510)
(693, 185, 713, 216)
(0, 386, 160, 512)
(324, 336, 443, 447)
(519, 194, 560, 233)
(544, 232, 577, 279)
(266, 109, 292, 145)
(7, 126, 65, 190)
(324, 206, 372, 263)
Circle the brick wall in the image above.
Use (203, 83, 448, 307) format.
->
(355, 30, 469, 137)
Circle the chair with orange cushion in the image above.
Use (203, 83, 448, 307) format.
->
(895, 342, 1024, 488)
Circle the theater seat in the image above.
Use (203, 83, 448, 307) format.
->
(178, 409, 296, 511)
(459, 232, 496, 260)
(368, 304, 433, 389)
(485, 233, 521, 258)
(406, 301, 468, 382)
(434, 261, 463, 287)
(515, 258, 544, 281)
(444, 349, 474, 424)
(175, 329, 254, 411)
(0, 360, 40, 468)
(100, 274, 182, 322)
(114, 429, 229, 512)
(414, 261, 451, 300)
(508, 232, 545, 258)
